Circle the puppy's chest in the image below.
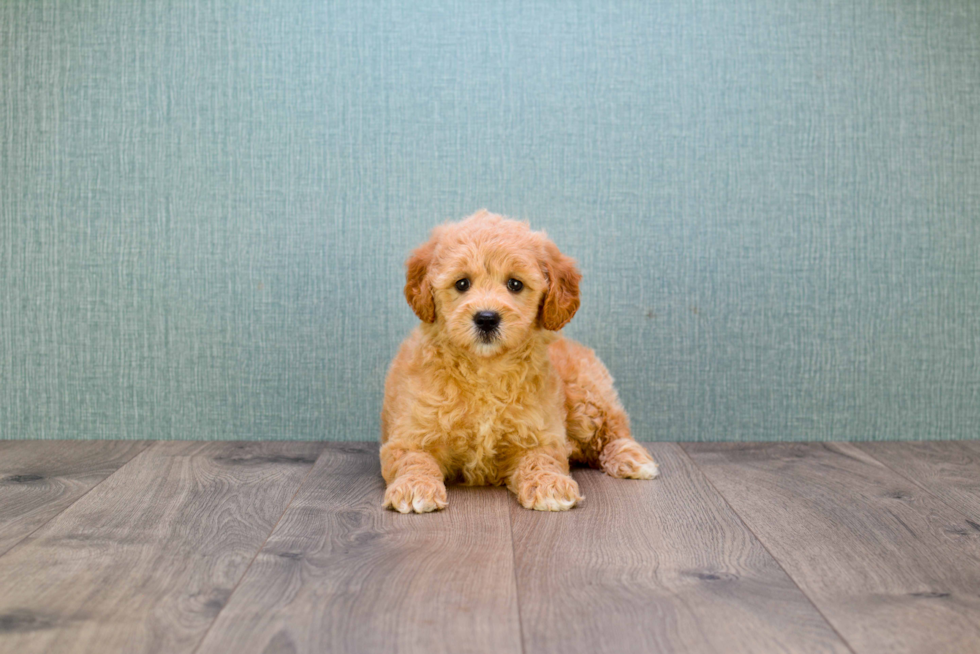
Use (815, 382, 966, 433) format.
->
(427, 377, 552, 448)
(446, 392, 532, 441)
(444, 398, 536, 484)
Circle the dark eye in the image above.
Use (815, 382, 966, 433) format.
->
(455, 278, 471, 292)
(507, 278, 524, 293)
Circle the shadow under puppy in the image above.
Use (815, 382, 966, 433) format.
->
(381, 210, 658, 513)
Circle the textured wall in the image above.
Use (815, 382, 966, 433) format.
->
(2, 0, 978, 441)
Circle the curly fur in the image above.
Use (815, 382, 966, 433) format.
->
(381, 210, 659, 513)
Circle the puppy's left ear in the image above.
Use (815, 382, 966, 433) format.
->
(539, 240, 581, 331)
(404, 235, 438, 323)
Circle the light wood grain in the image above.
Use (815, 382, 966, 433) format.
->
(0, 440, 148, 556)
(0, 441, 324, 654)
(684, 442, 980, 654)
(855, 441, 980, 522)
(4, 440, 978, 654)
(194, 442, 522, 654)
(511, 443, 850, 654)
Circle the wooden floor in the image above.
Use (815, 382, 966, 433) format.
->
(0, 442, 979, 654)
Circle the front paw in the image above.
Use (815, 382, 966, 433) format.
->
(517, 472, 583, 511)
(383, 475, 448, 514)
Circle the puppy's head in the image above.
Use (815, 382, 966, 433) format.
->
(404, 210, 581, 356)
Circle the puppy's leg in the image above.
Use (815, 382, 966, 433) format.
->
(507, 446, 583, 511)
(551, 338, 659, 480)
(380, 443, 448, 514)
(598, 437, 659, 480)
(587, 398, 659, 479)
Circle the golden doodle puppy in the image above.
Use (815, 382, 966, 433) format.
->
(381, 210, 658, 513)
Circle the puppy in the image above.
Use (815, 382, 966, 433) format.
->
(380, 210, 658, 513)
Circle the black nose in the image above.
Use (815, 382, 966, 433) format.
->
(473, 310, 501, 332)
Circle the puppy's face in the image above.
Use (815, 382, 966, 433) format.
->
(430, 237, 547, 356)
(404, 211, 581, 357)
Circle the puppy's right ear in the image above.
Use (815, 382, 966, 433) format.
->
(539, 239, 581, 331)
(404, 235, 438, 323)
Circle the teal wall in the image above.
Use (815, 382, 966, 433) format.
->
(2, 0, 978, 441)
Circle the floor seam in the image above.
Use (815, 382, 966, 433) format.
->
(676, 443, 860, 654)
(508, 493, 529, 654)
(189, 442, 327, 654)
(851, 442, 980, 523)
(0, 440, 156, 562)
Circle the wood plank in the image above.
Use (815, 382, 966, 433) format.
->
(0, 440, 148, 556)
(0, 441, 324, 654)
(684, 442, 980, 654)
(195, 442, 522, 654)
(855, 441, 980, 521)
(511, 443, 850, 654)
